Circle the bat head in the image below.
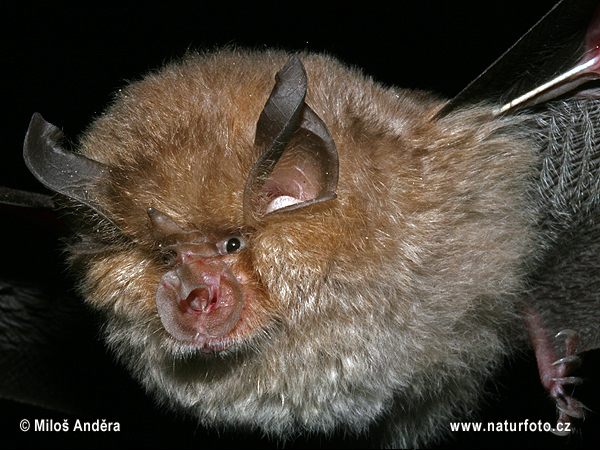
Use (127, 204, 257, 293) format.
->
(24, 53, 340, 353)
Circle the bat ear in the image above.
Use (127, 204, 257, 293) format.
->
(23, 113, 116, 226)
(243, 56, 338, 225)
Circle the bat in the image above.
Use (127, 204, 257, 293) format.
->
(2, 1, 599, 448)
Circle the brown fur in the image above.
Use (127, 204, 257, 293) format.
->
(70, 48, 538, 446)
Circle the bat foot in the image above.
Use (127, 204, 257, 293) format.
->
(548, 329, 586, 433)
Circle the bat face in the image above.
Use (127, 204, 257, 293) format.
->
(28, 49, 538, 446)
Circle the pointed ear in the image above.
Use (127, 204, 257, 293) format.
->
(147, 207, 184, 239)
(243, 57, 338, 225)
(23, 113, 117, 226)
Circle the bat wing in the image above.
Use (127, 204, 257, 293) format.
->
(0, 197, 114, 415)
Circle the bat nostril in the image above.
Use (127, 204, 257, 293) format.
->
(185, 286, 220, 313)
(186, 287, 210, 312)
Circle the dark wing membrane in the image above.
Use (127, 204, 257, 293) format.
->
(0, 186, 54, 210)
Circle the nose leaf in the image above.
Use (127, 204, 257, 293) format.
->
(156, 258, 244, 341)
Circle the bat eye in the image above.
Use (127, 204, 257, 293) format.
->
(224, 237, 244, 254)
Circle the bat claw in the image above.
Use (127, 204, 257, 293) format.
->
(550, 376, 583, 385)
(555, 329, 580, 357)
(555, 329, 578, 339)
(551, 355, 581, 367)
(556, 397, 586, 419)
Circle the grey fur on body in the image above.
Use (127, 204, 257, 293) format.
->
(528, 99, 600, 356)
(67, 49, 544, 447)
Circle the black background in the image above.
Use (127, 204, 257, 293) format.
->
(2, 1, 599, 448)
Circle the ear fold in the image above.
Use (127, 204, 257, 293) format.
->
(23, 113, 116, 226)
(243, 56, 338, 225)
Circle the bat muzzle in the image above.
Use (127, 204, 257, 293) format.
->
(156, 258, 244, 343)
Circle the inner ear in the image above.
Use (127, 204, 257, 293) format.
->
(245, 105, 338, 222)
(260, 127, 332, 215)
